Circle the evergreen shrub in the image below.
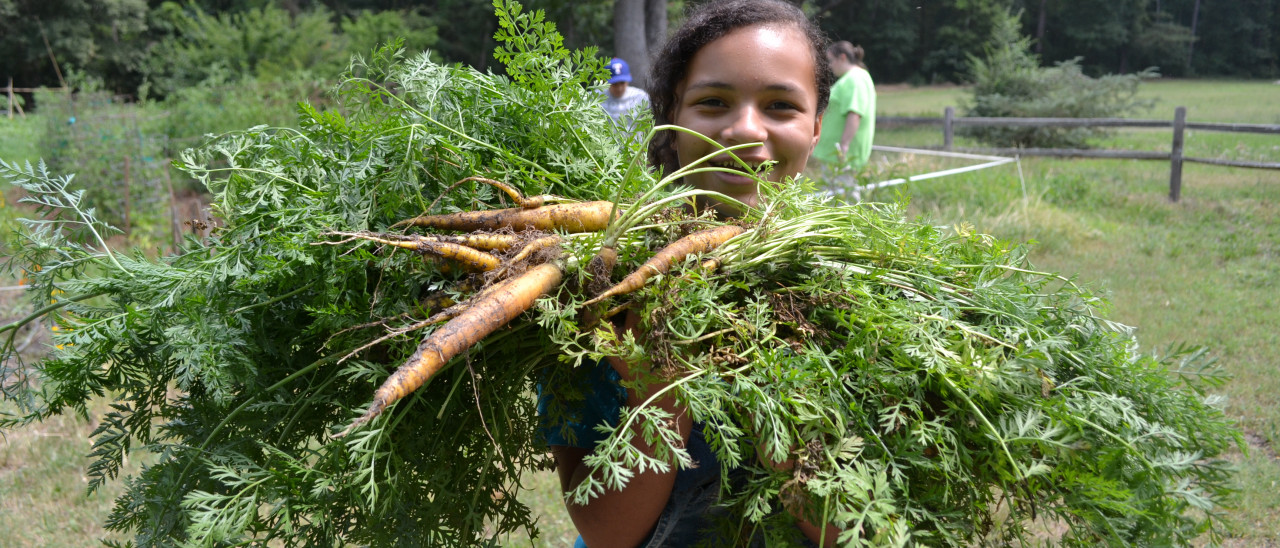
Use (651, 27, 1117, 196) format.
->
(963, 11, 1156, 149)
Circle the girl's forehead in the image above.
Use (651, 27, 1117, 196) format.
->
(701, 23, 804, 56)
(684, 23, 815, 85)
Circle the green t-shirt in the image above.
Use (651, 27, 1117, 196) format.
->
(813, 66, 876, 171)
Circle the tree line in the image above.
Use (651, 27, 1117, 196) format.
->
(2, 0, 1276, 104)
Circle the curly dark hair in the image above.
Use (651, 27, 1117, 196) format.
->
(647, 0, 833, 176)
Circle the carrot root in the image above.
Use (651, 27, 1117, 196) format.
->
(586, 245, 619, 296)
(583, 225, 744, 306)
(393, 201, 617, 234)
(428, 176, 565, 211)
(507, 235, 563, 266)
(338, 261, 564, 437)
(325, 231, 507, 271)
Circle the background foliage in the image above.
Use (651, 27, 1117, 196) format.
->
(961, 11, 1156, 148)
(1013, 0, 1279, 78)
(2, 0, 1278, 106)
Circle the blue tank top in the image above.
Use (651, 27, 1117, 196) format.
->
(536, 359, 720, 488)
(536, 360, 816, 547)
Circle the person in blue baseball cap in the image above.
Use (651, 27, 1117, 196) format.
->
(600, 57, 651, 134)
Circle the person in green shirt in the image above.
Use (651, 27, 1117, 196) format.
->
(813, 41, 875, 172)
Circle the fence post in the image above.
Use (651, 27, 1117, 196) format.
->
(1169, 106, 1186, 202)
(943, 106, 954, 151)
(6, 78, 12, 119)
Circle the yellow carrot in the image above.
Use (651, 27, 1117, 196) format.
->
(338, 261, 565, 436)
(393, 201, 616, 233)
(426, 176, 566, 212)
(328, 231, 503, 271)
(506, 235, 563, 265)
(584, 225, 744, 306)
(435, 233, 520, 251)
(416, 241, 501, 271)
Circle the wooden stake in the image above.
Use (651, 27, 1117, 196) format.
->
(1169, 106, 1186, 202)
(38, 20, 67, 88)
(944, 106, 955, 151)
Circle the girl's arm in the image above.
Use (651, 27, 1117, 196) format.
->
(795, 511, 842, 547)
(838, 111, 862, 159)
(552, 310, 693, 548)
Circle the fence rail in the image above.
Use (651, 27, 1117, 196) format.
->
(880, 106, 1280, 201)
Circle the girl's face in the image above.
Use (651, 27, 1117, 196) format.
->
(671, 23, 822, 217)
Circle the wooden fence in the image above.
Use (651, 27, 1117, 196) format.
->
(6, 79, 29, 119)
(880, 106, 1280, 202)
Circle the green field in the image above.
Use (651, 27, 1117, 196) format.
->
(2, 79, 1279, 546)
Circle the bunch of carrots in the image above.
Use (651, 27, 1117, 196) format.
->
(324, 176, 747, 437)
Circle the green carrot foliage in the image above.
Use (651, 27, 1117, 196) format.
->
(1, 1, 1240, 546)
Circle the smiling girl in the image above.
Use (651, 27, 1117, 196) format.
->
(545, 1, 836, 546)
(648, 0, 831, 219)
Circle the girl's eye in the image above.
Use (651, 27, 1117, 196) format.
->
(768, 101, 799, 111)
(694, 97, 728, 108)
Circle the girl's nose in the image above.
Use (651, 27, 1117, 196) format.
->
(722, 106, 767, 145)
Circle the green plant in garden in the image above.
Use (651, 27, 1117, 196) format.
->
(144, 3, 347, 98)
(143, 2, 441, 101)
(33, 89, 174, 248)
(963, 10, 1157, 149)
(0, 1, 1241, 546)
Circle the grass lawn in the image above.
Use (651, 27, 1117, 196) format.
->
(0, 402, 136, 547)
(2, 79, 1279, 546)
(0, 115, 43, 165)
(876, 78, 1280, 123)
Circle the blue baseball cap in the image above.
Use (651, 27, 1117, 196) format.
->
(608, 58, 632, 84)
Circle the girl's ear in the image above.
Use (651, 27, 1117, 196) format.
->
(810, 113, 823, 150)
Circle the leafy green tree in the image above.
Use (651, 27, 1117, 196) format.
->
(1018, 0, 1278, 78)
(918, 0, 1017, 83)
(530, 0, 615, 55)
(1129, 11, 1195, 77)
(811, 0, 921, 83)
(143, 2, 347, 98)
(814, 0, 1015, 84)
(341, 9, 439, 58)
(1185, 0, 1277, 77)
(0, 0, 150, 95)
(425, 0, 506, 68)
(1029, 0, 1148, 75)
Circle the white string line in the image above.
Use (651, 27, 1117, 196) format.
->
(859, 145, 1017, 193)
(871, 144, 1012, 163)
(863, 158, 1016, 192)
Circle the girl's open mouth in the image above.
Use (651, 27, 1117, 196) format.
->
(708, 160, 766, 185)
